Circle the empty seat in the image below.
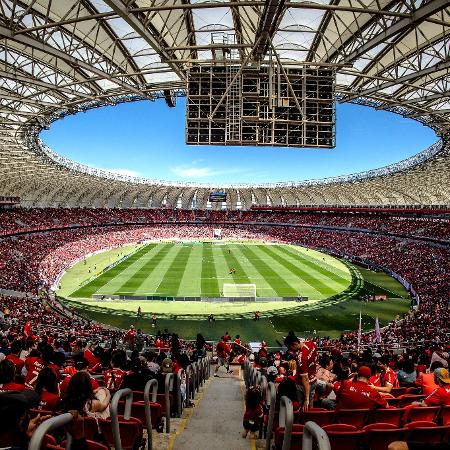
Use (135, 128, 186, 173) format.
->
(132, 391, 145, 402)
(99, 416, 143, 450)
(406, 421, 449, 443)
(404, 406, 440, 423)
(301, 409, 335, 427)
(336, 409, 370, 428)
(370, 408, 405, 427)
(81, 416, 100, 441)
(118, 400, 163, 430)
(391, 387, 407, 398)
(440, 405, 450, 425)
(323, 424, 365, 450)
(386, 397, 401, 408)
(274, 424, 304, 450)
(363, 423, 407, 450)
(63, 440, 109, 450)
(397, 395, 426, 408)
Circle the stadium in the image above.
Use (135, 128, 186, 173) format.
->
(0, 1, 449, 449)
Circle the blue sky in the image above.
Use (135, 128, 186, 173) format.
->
(41, 98, 437, 184)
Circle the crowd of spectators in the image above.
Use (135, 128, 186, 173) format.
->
(0, 225, 273, 293)
(0, 208, 449, 359)
(238, 331, 450, 450)
(0, 290, 211, 449)
(0, 214, 450, 343)
(0, 207, 449, 241)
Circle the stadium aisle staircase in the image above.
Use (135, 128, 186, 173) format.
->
(172, 369, 250, 450)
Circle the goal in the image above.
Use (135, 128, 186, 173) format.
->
(222, 283, 256, 298)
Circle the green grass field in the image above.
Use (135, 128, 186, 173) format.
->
(58, 240, 412, 341)
(61, 241, 352, 300)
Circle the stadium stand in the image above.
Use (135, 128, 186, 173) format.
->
(0, 209, 448, 345)
(0, 1, 449, 448)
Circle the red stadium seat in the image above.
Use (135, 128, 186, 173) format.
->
(99, 416, 143, 450)
(439, 405, 450, 425)
(42, 434, 59, 450)
(274, 424, 304, 450)
(404, 406, 440, 423)
(370, 408, 405, 427)
(301, 409, 335, 427)
(405, 422, 449, 443)
(132, 391, 145, 402)
(405, 420, 437, 429)
(29, 409, 55, 419)
(62, 440, 109, 450)
(157, 393, 175, 414)
(82, 416, 101, 441)
(363, 423, 407, 450)
(336, 409, 370, 428)
(397, 395, 426, 408)
(118, 400, 163, 429)
(386, 397, 401, 408)
(391, 387, 407, 398)
(322, 424, 365, 450)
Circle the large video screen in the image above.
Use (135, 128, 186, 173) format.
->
(209, 192, 227, 202)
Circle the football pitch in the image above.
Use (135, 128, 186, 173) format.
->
(59, 241, 352, 300)
(58, 240, 411, 340)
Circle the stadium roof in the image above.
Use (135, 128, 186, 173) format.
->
(0, 0, 449, 208)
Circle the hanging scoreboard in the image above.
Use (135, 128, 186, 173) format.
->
(186, 64, 335, 148)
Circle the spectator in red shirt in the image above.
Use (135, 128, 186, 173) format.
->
(83, 344, 102, 373)
(388, 370, 450, 450)
(60, 357, 99, 394)
(415, 361, 442, 395)
(370, 356, 399, 394)
(215, 336, 233, 376)
(35, 367, 60, 412)
(416, 368, 450, 407)
(0, 359, 25, 392)
(242, 385, 263, 439)
(103, 352, 127, 391)
(336, 366, 388, 410)
(5, 340, 25, 373)
(285, 334, 318, 411)
(24, 350, 46, 390)
(125, 326, 136, 350)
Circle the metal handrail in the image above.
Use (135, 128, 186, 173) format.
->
(28, 413, 73, 450)
(265, 382, 277, 450)
(198, 359, 205, 387)
(279, 396, 294, 450)
(260, 374, 268, 399)
(177, 368, 185, 417)
(243, 359, 251, 387)
(164, 373, 174, 432)
(185, 364, 194, 401)
(110, 389, 133, 450)
(143, 379, 158, 450)
(191, 361, 198, 395)
(193, 361, 200, 392)
(303, 421, 330, 450)
(205, 356, 211, 380)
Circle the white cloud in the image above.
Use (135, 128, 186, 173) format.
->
(107, 168, 141, 177)
(171, 166, 215, 178)
(171, 165, 246, 179)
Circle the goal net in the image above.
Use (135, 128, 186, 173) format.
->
(222, 283, 257, 298)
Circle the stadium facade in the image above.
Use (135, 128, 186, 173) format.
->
(0, 0, 449, 209)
